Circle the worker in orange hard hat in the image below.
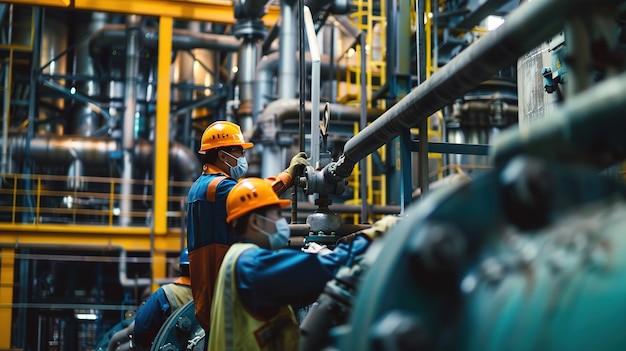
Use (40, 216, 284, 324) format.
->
(132, 248, 192, 350)
(186, 120, 309, 338)
(208, 178, 400, 351)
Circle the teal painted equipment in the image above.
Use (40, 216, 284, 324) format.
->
(338, 156, 626, 350)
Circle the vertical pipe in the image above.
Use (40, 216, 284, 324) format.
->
(328, 21, 337, 103)
(359, 33, 368, 222)
(261, 0, 299, 179)
(266, 0, 298, 180)
(295, 0, 306, 224)
(304, 6, 320, 169)
(415, 0, 429, 196)
(298, 0, 306, 153)
(120, 15, 141, 226)
(279, 0, 298, 99)
(24, 7, 42, 223)
(1, 57, 11, 177)
(238, 41, 260, 132)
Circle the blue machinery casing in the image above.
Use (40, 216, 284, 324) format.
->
(337, 156, 626, 350)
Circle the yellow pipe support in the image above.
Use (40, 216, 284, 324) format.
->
(154, 16, 173, 237)
(0, 247, 15, 349)
(0, 231, 183, 251)
(70, 0, 280, 25)
(3, 0, 70, 6)
(1, 0, 280, 25)
(151, 251, 167, 292)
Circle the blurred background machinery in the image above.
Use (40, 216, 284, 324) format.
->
(1, 0, 625, 349)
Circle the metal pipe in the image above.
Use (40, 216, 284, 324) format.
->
(253, 52, 349, 178)
(119, 249, 151, 288)
(359, 32, 368, 221)
(238, 40, 261, 132)
(416, 0, 429, 196)
(334, 15, 360, 38)
(22, 7, 42, 223)
(253, 51, 348, 120)
(120, 15, 141, 226)
(251, 98, 384, 139)
(304, 6, 321, 169)
(233, 0, 270, 19)
(88, 24, 242, 54)
(279, 0, 298, 100)
(1, 59, 10, 177)
(8, 135, 200, 182)
(328, 0, 624, 180)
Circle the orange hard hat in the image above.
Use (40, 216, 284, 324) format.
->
(226, 178, 290, 223)
(198, 121, 254, 154)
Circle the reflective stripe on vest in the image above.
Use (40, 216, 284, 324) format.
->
(207, 176, 227, 202)
(161, 283, 193, 312)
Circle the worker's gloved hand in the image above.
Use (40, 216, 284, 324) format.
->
(302, 242, 333, 256)
(360, 215, 401, 240)
(287, 152, 310, 178)
(336, 215, 401, 245)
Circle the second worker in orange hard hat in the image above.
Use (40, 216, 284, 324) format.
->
(186, 120, 309, 337)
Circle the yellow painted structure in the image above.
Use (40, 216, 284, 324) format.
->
(0, 0, 280, 25)
(0, 2, 244, 344)
(0, 247, 15, 346)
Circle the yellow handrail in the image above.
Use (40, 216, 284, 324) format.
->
(0, 173, 193, 230)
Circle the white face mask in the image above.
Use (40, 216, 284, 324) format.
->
(222, 150, 248, 179)
(255, 214, 291, 250)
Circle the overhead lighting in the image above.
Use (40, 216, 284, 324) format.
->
(75, 313, 98, 320)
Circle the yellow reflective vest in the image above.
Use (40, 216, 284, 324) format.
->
(208, 243, 299, 351)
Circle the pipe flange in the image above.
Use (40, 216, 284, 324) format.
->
(233, 19, 267, 40)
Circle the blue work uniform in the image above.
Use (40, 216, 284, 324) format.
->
(209, 235, 371, 350)
(186, 164, 295, 332)
(134, 277, 192, 348)
(186, 164, 237, 331)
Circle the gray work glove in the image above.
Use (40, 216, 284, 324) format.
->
(287, 152, 310, 178)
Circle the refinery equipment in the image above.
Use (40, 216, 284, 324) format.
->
(2, 0, 626, 350)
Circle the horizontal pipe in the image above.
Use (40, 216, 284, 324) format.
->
(8, 134, 200, 181)
(89, 24, 242, 55)
(251, 98, 384, 141)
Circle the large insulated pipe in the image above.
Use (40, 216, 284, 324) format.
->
(8, 135, 200, 182)
(232, 0, 271, 132)
(326, 0, 625, 181)
(237, 40, 261, 132)
(88, 24, 242, 53)
(279, 0, 298, 100)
